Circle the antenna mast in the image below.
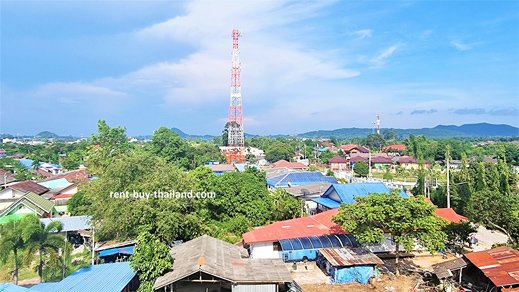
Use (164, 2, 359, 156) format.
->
(227, 29, 244, 146)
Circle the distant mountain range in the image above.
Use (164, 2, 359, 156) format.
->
(2, 123, 518, 141)
(298, 123, 519, 139)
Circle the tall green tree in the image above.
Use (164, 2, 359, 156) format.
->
(149, 127, 190, 169)
(353, 161, 369, 177)
(0, 218, 29, 284)
(130, 230, 172, 292)
(22, 215, 64, 283)
(333, 193, 447, 275)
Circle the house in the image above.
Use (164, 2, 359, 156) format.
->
(312, 183, 408, 212)
(0, 192, 56, 219)
(242, 209, 357, 261)
(393, 156, 418, 169)
(316, 247, 383, 284)
(370, 156, 394, 170)
(95, 239, 136, 264)
(382, 144, 406, 154)
(339, 144, 369, 155)
(205, 163, 236, 175)
(281, 182, 332, 213)
(38, 169, 90, 183)
(31, 262, 139, 292)
(0, 180, 49, 210)
(328, 156, 348, 171)
(153, 235, 293, 292)
(266, 171, 337, 188)
(271, 159, 308, 170)
(41, 216, 92, 248)
(433, 246, 519, 291)
(0, 169, 17, 185)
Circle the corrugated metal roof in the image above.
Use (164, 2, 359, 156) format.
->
(312, 197, 341, 209)
(242, 209, 345, 244)
(432, 257, 468, 279)
(435, 208, 468, 223)
(464, 246, 519, 287)
(267, 171, 337, 188)
(0, 283, 32, 291)
(0, 192, 55, 217)
(153, 235, 292, 290)
(31, 262, 136, 292)
(9, 180, 49, 195)
(38, 178, 73, 190)
(323, 183, 406, 204)
(40, 216, 91, 232)
(319, 247, 383, 267)
(271, 160, 307, 169)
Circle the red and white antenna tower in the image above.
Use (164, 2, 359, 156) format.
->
(227, 29, 244, 146)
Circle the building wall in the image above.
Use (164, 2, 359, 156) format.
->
(250, 242, 281, 259)
(0, 189, 23, 200)
(327, 190, 341, 203)
(233, 284, 277, 292)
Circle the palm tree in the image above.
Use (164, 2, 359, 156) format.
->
(22, 215, 64, 283)
(0, 217, 31, 284)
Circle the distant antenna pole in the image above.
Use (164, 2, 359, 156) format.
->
(376, 115, 381, 135)
(227, 29, 244, 146)
(446, 146, 451, 208)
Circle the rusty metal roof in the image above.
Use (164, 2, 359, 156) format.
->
(319, 247, 383, 267)
(432, 257, 469, 279)
(464, 246, 519, 287)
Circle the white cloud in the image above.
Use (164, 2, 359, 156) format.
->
(353, 29, 373, 39)
(451, 40, 472, 51)
(370, 43, 401, 66)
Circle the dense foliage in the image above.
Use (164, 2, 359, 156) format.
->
(333, 193, 447, 275)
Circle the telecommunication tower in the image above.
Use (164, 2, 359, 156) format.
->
(227, 29, 244, 146)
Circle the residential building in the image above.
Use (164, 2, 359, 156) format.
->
(339, 144, 369, 155)
(0, 180, 49, 210)
(0, 192, 56, 219)
(0, 169, 17, 186)
(242, 209, 355, 260)
(382, 144, 406, 154)
(316, 247, 383, 284)
(205, 163, 236, 175)
(312, 183, 408, 212)
(153, 235, 293, 292)
(433, 246, 519, 291)
(328, 156, 348, 171)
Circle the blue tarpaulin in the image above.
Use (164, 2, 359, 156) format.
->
(98, 246, 134, 257)
(331, 265, 374, 284)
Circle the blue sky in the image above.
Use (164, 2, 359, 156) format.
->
(1, 0, 518, 136)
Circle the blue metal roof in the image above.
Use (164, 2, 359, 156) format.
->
(267, 171, 338, 187)
(98, 246, 134, 257)
(279, 234, 359, 251)
(31, 262, 136, 292)
(0, 284, 32, 292)
(38, 178, 73, 190)
(40, 216, 92, 232)
(19, 159, 33, 170)
(312, 198, 341, 209)
(323, 183, 408, 204)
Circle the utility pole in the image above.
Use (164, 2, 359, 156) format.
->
(446, 146, 451, 209)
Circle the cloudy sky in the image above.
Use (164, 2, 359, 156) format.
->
(1, 0, 518, 136)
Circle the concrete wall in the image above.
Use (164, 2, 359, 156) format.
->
(233, 284, 277, 292)
(250, 242, 281, 259)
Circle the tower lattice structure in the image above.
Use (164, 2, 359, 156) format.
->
(227, 29, 244, 146)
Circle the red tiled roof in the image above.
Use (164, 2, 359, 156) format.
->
(242, 209, 346, 244)
(321, 142, 334, 147)
(271, 160, 307, 169)
(340, 144, 358, 151)
(328, 156, 348, 164)
(383, 144, 406, 152)
(39, 169, 89, 183)
(9, 180, 49, 195)
(350, 156, 367, 163)
(464, 246, 519, 287)
(51, 193, 73, 199)
(371, 156, 393, 164)
(435, 208, 468, 223)
(396, 156, 417, 164)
